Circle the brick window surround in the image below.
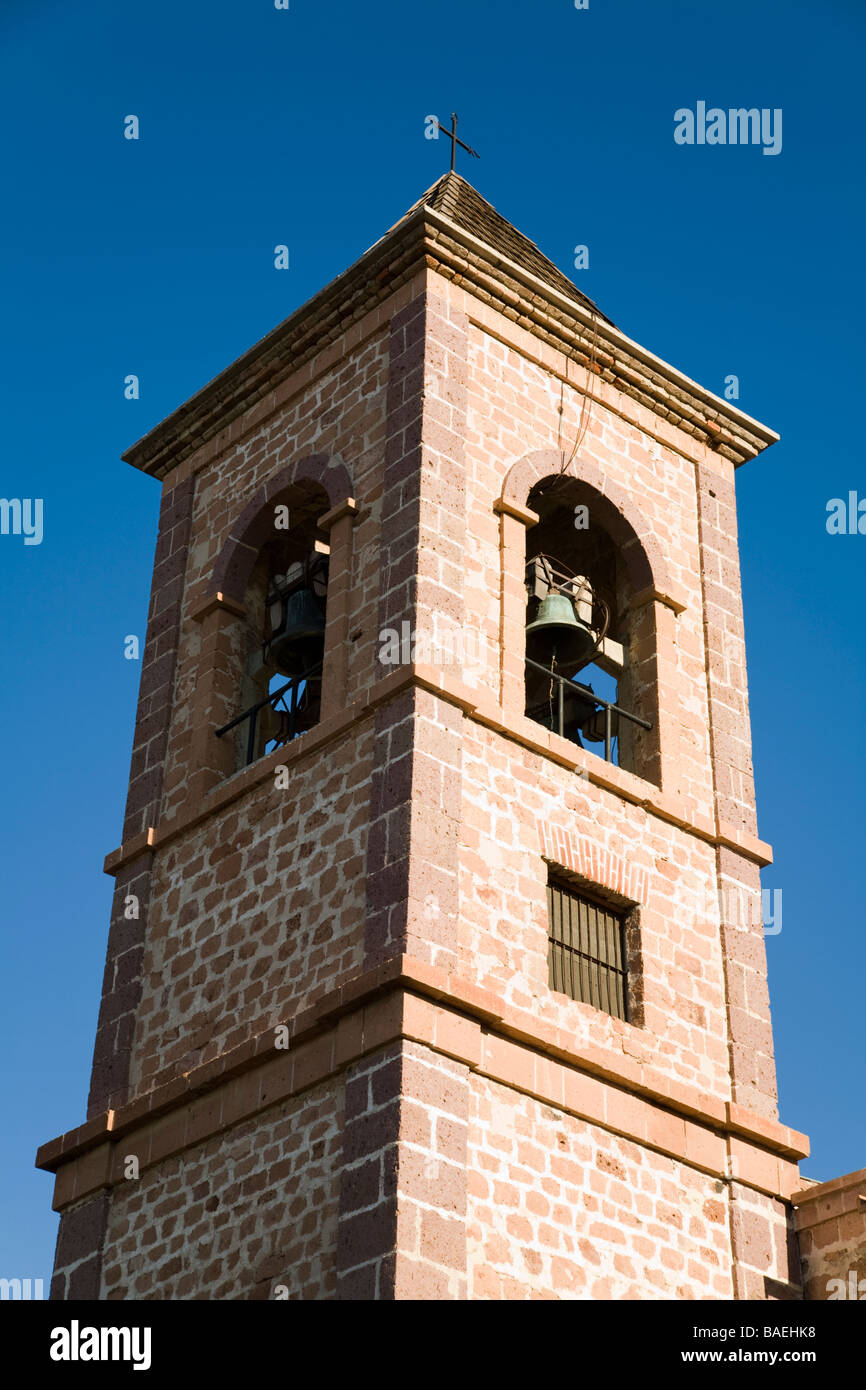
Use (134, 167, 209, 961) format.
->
(539, 822, 645, 1027)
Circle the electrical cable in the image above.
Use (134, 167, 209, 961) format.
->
(558, 311, 600, 474)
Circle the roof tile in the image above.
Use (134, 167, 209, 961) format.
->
(395, 171, 613, 326)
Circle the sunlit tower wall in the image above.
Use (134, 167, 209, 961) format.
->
(40, 173, 849, 1302)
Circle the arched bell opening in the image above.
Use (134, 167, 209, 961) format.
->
(219, 482, 332, 771)
(524, 475, 659, 782)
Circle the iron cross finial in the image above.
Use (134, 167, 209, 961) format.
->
(435, 112, 480, 172)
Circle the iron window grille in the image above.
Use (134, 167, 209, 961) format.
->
(547, 876, 628, 1021)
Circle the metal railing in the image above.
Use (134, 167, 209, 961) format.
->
(215, 663, 323, 769)
(525, 657, 652, 765)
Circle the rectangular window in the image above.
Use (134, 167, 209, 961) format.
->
(547, 876, 628, 1021)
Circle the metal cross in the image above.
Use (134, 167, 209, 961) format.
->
(435, 112, 480, 172)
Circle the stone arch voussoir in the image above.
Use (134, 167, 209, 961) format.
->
(209, 453, 354, 603)
(499, 448, 671, 600)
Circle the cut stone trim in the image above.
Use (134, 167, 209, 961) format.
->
(498, 447, 685, 611)
(83, 466, 197, 1150)
(208, 452, 355, 603)
(38, 968, 809, 1213)
(334, 1040, 469, 1300)
(630, 584, 687, 616)
(319, 497, 359, 531)
(100, 666, 773, 879)
(188, 590, 247, 623)
(793, 1169, 866, 1212)
(334, 1043, 402, 1299)
(492, 497, 540, 528)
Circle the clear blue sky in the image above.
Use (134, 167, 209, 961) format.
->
(1, 0, 864, 1288)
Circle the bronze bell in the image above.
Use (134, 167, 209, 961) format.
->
(267, 587, 326, 677)
(580, 705, 620, 745)
(525, 592, 596, 672)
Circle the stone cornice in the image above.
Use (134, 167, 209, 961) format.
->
(791, 1169, 866, 1214)
(422, 207, 778, 467)
(121, 207, 778, 481)
(188, 590, 247, 624)
(35, 957, 808, 1214)
(100, 665, 772, 879)
(122, 209, 434, 480)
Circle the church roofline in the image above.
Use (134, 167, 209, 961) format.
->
(122, 178, 778, 480)
(416, 201, 779, 462)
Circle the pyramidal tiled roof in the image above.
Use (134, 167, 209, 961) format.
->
(124, 170, 776, 480)
(391, 171, 614, 326)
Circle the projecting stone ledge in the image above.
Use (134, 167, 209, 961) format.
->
(793, 1168, 866, 1301)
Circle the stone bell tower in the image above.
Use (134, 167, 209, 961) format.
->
(38, 172, 862, 1301)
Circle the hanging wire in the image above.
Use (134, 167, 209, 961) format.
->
(558, 311, 600, 474)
